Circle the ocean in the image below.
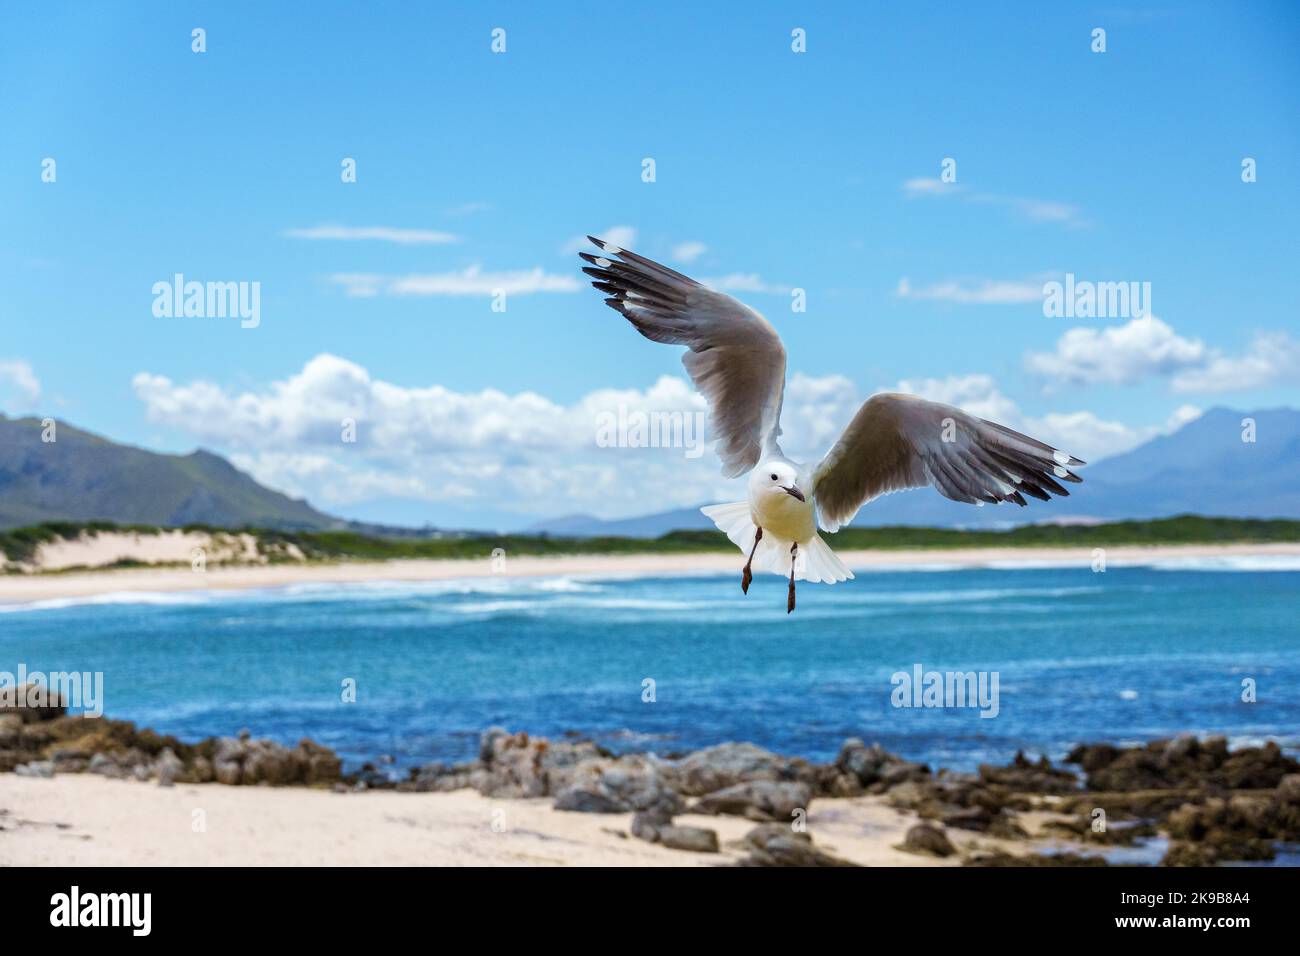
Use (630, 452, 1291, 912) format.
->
(2, 559, 1297, 775)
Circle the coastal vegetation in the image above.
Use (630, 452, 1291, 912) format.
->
(2, 515, 1299, 568)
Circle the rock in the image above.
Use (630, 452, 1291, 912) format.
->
(554, 760, 682, 814)
(88, 752, 125, 778)
(965, 850, 1108, 867)
(735, 823, 857, 867)
(674, 742, 795, 795)
(0, 684, 67, 723)
(630, 804, 674, 842)
(835, 738, 930, 792)
(469, 729, 604, 799)
(899, 822, 957, 857)
(0, 713, 22, 747)
(1161, 841, 1217, 867)
(14, 760, 55, 778)
(692, 780, 811, 822)
(1277, 774, 1300, 805)
(154, 747, 184, 787)
(978, 752, 1079, 794)
(1075, 737, 1300, 792)
(214, 760, 242, 785)
(1164, 796, 1285, 862)
(554, 787, 626, 813)
(657, 825, 719, 853)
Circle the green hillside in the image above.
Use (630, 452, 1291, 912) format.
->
(0, 415, 338, 531)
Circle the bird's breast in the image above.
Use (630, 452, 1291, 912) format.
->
(752, 493, 817, 543)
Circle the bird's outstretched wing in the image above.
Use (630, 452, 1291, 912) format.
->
(580, 236, 787, 478)
(810, 392, 1085, 532)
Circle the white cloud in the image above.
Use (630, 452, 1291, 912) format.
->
(902, 177, 960, 197)
(1170, 331, 1300, 393)
(896, 275, 1046, 305)
(130, 356, 1197, 521)
(329, 266, 581, 298)
(889, 372, 1193, 462)
(0, 359, 40, 409)
(564, 225, 637, 255)
(132, 356, 721, 515)
(1025, 317, 1300, 393)
(699, 273, 788, 294)
(672, 241, 708, 263)
(1025, 316, 1207, 385)
(284, 224, 460, 244)
(902, 178, 1084, 226)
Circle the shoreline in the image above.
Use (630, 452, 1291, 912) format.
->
(0, 775, 984, 867)
(2, 542, 1297, 605)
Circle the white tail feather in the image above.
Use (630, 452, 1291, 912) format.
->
(700, 502, 853, 584)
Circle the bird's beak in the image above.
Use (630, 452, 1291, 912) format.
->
(783, 485, 805, 502)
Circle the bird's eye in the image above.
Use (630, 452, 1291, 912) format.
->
(770, 473, 778, 481)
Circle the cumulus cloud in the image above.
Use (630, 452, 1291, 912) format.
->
(1025, 317, 1300, 393)
(131, 356, 1188, 520)
(0, 359, 41, 410)
(1170, 331, 1300, 393)
(888, 373, 1197, 462)
(896, 275, 1048, 305)
(283, 224, 460, 244)
(132, 355, 725, 516)
(328, 266, 581, 298)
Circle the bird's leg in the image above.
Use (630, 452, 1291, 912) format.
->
(741, 527, 763, 594)
(787, 543, 798, 614)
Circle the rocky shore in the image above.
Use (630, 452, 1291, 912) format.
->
(3, 685, 1298, 866)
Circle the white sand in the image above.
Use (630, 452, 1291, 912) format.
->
(26, 530, 274, 573)
(1, 543, 1296, 605)
(0, 774, 1043, 867)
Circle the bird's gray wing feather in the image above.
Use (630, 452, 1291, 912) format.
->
(580, 236, 786, 477)
(810, 392, 1085, 532)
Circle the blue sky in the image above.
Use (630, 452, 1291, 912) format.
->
(3, 1, 1298, 529)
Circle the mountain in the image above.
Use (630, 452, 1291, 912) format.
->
(528, 407, 1300, 537)
(0, 415, 341, 531)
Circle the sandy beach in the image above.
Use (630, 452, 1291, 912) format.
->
(0, 773, 1046, 867)
(2, 542, 1297, 605)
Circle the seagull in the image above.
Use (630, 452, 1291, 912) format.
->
(579, 236, 1085, 613)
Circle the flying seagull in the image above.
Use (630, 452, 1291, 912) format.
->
(579, 236, 1085, 613)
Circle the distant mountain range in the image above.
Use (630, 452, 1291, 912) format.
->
(0, 415, 339, 531)
(2, 406, 1295, 536)
(528, 406, 1300, 537)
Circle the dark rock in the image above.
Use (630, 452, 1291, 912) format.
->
(657, 825, 719, 853)
(674, 742, 807, 796)
(898, 822, 957, 857)
(0, 684, 67, 723)
(552, 756, 682, 814)
(553, 788, 625, 813)
(692, 780, 811, 822)
(734, 823, 857, 867)
(965, 850, 1108, 867)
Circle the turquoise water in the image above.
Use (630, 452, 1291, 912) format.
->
(2, 562, 1297, 773)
